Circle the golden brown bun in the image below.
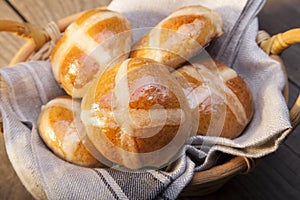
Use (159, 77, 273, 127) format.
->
(81, 57, 193, 169)
(37, 96, 105, 167)
(130, 5, 223, 69)
(173, 60, 254, 139)
(50, 8, 132, 98)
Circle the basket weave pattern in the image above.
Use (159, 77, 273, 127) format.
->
(0, 11, 300, 196)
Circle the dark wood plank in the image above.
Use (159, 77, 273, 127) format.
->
(275, 144, 300, 178)
(198, 3, 300, 199)
(287, 82, 300, 109)
(285, 129, 300, 157)
(200, 145, 300, 200)
(258, 0, 300, 87)
(180, 85, 300, 200)
(285, 82, 300, 157)
(1, 0, 300, 199)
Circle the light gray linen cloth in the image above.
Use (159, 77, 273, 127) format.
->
(0, 0, 292, 199)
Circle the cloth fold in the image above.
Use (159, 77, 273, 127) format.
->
(0, 0, 292, 199)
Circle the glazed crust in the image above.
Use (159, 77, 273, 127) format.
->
(173, 60, 254, 139)
(81, 57, 193, 169)
(50, 8, 132, 98)
(130, 5, 223, 69)
(37, 96, 105, 167)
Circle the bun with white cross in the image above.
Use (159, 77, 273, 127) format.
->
(50, 8, 132, 98)
(37, 96, 106, 167)
(46, 5, 254, 169)
(80, 57, 195, 169)
(172, 60, 254, 139)
(130, 5, 223, 69)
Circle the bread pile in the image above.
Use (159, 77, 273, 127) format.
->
(37, 5, 253, 169)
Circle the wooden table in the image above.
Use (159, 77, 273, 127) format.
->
(0, 0, 299, 199)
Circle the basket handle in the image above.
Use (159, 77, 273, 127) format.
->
(1, 17, 300, 164)
(0, 20, 49, 50)
(257, 28, 300, 55)
(225, 29, 300, 177)
(0, 12, 84, 52)
(257, 29, 300, 129)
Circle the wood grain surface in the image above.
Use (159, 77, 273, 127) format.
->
(193, 0, 300, 198)
(0, 1, 110, 199)
(8, 0, 111, 27)
(0, 0, 299, 199)
(188, 82, 300, 200)
(0, 0, 25, 68)
(0, 0, 111, 68)
(0, 2, 32, 197)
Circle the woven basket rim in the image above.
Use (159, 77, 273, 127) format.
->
(2, 9, 295, 197)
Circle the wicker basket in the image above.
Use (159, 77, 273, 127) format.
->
(0, 10, 300, 197)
